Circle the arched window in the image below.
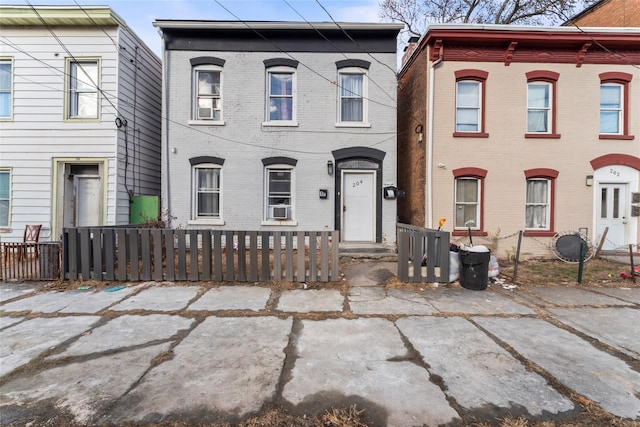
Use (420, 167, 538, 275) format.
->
(599, 72, 634, 140)
(525, 71, 560, 138)
(523, 168, 558, 236)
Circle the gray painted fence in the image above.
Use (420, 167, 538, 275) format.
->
(397, 223, 450, 283)
(62, 228, 340, 283)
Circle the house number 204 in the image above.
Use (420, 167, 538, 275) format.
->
(352, 179, 363, 187)
(609, 168, 620, 177)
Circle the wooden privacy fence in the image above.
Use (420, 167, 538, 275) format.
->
(1, 242, 61, 281)
(397, 223, 450, 283)
(62, 228, 340, 283)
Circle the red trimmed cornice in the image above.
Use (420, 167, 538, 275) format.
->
(422, 28, 640, 66)
(452, 167, 487, 178)
(590, 154, 640, 171)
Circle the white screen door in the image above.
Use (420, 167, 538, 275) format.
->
(75, 176, 102, 227)
(597, 183, 627, 250)
(342, 171, 375, 242)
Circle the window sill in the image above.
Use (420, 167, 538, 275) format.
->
(452, 230, 488, 237)
(261, 220, 298, 226)
(187, 219, 224, 226)
(523, 230, 555, 237)
(453, 132, 489, 138)
(335, 122, 371, 128)
(262, 121, 298, 127)
(525, 133, 561, 139)
(599, 134, 635, 140)
(188, 120, 225, 126)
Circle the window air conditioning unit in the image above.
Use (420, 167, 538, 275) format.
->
(271, 205, 289, 219)
(198, 107, 213, 119)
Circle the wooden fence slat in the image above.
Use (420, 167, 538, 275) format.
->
(260, 232, 270, 281)
(104, 228, 116, 281)
(249, 232, 258, 282)
(320, 231, 328, 282)
(176, 229, 187, 281)
(397, 231, 409, 282)
(65, 230, 77, 280)
(238, 231, 246, 282)
(79, 228, 91, 281)
(273, 232, 282, 281)
(213, 231, 222, 281)
(201, 231, 212, 281)
(331, 231, 339, 281)
(296, 232, 305, 282)
(425, 231, 436, 282)
(188, 230, 199, 281)
(285, 232, 294, 282)
(152, 229, 164, 281)
(140, 229, 151, 280)
(225, 231, 235, 281)
(412, 231, 423, 283)
(165, 230, 176, 281)
(308, 232, 317, 281)
(129, 229, 140, 281)
(116, 229, 127, 281)
(88, 228, 102, 281)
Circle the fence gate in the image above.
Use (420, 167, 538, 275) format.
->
(397, 223, 450, 283)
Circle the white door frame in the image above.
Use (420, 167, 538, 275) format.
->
(341, 170, 376, 242)
(592, 165, 639, 252)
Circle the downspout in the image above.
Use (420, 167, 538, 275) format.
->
(161, 33, 171, 217)
(427, 54, 443, 229)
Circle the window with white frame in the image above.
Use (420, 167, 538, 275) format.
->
(67, 59, 99, 119)
(600, 83, 622, 134)
(265, 167, 294, 220)
(0, 59, 12, 119)
(456, 81, 481, 132)
(192, 165, 221, 219)
(598, 72, 633, 139)
(525, 178, 550, 230)
(455, 178, 480, 229)
(267, 69, 295, 122)
(527, 82, 551, 133)
(338, 70, 367, 123)
(0, 169, 10, 228)
(195, 69, 222, 121)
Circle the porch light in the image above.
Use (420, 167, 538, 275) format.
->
(327, 160, 334, 176)
(586, 175, 593, 186)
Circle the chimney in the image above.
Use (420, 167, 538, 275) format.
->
(402, 36, 420, 67)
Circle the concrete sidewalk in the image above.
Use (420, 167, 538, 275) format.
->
(1, 261, 639, 426)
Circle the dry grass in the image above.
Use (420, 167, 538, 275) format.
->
(499, 257, 639, 287)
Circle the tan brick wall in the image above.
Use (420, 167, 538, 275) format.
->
(570, 0, 640, 27)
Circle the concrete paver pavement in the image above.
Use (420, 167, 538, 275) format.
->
(1, 268, 639, 426)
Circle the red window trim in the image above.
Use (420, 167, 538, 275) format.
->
(452, 167, 487, 233)
(523, 168, 558, 236)
(525, 70, 559, 138)
(454, 69, 488, 137)
(599, 72, 634, 140)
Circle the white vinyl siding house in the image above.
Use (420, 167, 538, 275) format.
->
(0, 6, 162, 241)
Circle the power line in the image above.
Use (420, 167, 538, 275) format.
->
(212, 0, 397, 112)
(282, 0, 396, 103)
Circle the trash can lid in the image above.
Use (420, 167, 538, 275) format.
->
(469, 245, 490, 253)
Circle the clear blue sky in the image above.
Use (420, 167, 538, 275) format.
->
(10, 0, 385, 56)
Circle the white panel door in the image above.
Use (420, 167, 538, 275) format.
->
(597, 183, 627, 250)
(75, 176, 102, 227)
(342, 171, 375, 242)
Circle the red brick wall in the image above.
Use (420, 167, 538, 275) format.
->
(397, 45, 428, 226)
(570, 0, 640, 27)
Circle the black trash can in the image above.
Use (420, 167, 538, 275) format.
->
(458, 250, 490, 290)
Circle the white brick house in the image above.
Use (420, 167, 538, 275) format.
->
(0, 6, 162, 241)
(153, 21, 402, 243)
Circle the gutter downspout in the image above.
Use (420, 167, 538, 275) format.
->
(161, 34, 171, 218)
(427, 54, 443, 229)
